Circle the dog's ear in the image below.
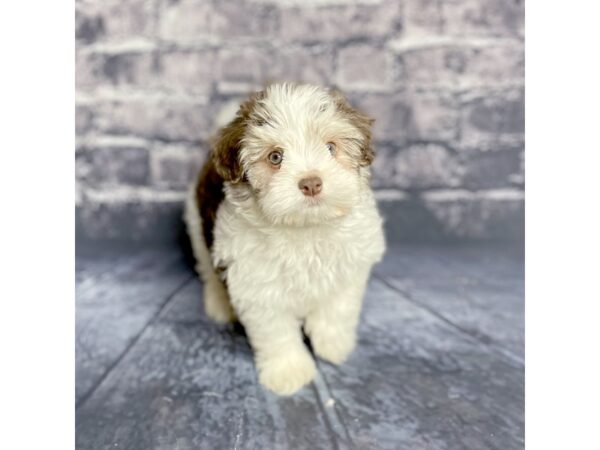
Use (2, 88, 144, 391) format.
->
(212, 91, 266, 183)
(212, 115, 246, 183)
(330, 89, 375, 167)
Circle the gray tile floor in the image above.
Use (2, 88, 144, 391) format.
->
(76, 242, 524, 450)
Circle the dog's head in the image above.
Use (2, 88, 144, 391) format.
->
(212, 83, 374, 226)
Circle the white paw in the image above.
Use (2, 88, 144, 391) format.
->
(203, 281, 236, 323)
(257, 350, 316, 396)
(310, 330, 356, 365)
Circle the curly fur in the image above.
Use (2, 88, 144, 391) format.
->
(185, 83, 385, 395)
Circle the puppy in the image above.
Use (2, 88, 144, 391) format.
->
(184, 83, 385, 395)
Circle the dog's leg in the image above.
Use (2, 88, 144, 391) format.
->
(202, 272, 236, 323)
(184, 187, 236, 323)
(192, 238, 236, 323)
(240, 309, 316, 396)
(305, 271, 370, 365)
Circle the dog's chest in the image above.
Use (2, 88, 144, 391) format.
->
(214, 207, 383, 305)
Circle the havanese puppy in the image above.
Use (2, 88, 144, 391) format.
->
(184, 83, 385, 395)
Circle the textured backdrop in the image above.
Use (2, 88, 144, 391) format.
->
(75, 0, 524, 243)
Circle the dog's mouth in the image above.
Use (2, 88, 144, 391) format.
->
(303, 196, 324, 207)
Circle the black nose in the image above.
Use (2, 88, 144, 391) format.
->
(298, 177, 323, 197)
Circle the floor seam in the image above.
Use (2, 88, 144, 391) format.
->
(373, 273, 525, 367)
(309, 379, 342, 450)
(313, 363, 354, 449)
(75, 273, 195, 410)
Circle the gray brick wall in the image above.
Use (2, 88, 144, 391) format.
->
(76, 0, 524, 243)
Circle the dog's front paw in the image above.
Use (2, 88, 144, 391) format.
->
(308, 326, 356, 365)
(257, 350, 316, 396)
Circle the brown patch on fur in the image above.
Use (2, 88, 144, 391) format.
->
(211, 116, 245, 183)
(195, 157, 225, 249)
(212, 91, 265, 182)
(195, 91, 264, 248)
(331, 90, 375, 166)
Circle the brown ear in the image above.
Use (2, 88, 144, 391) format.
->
(331, 89, 375, 166)
(212, 91, 266, 182)
(212, 116, 246, 183)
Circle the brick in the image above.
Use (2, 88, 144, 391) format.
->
(76, 0, 154, 44)
(76, 103, 95, 135)
(76, 11, 105, 45)
(442, 0, 524, 37)
(77, 48, 216, 95)
(421, 189, 524, 240)
(76, 49, 158, 90)
(463, 41, 524, 88)
(409, 91, 460, 142)
(404, 0, 443, 36)
(76, 180, 84, 207)
(336, 45, 392, 91)
(391, 40, 459, 88)
(458, 135, 524, 154)
(77, 98, 213, 142)
(159, 0, 215, 42)
(215, 45, 338, 95)
(460, 148, 522, 189)
(215, 47, 270, 94)
(77, 139, 150, 187)
(392, 144, 462, 189)
(372, 143, 462, 190)
(279, 0, 402, 43)
(159, 0, 278, 43)
(76, 47, 215, 96)
(270, 46, 336, 87)
(395, 40, 524, 89)
(370, 145, 396, 189)
(355, 94, 411, 142)
(509, 151, 525, 187)
(150, 144, 206, 190)
(357, 91, 458, 143)
(159, 50, 216, 96)
(460, 89, 524, 146)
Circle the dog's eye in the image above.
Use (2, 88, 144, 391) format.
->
(326, 142, 336, 155)
(268, 150, 283, 166)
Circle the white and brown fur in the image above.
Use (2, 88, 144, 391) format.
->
(184, 83, 385, 395)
